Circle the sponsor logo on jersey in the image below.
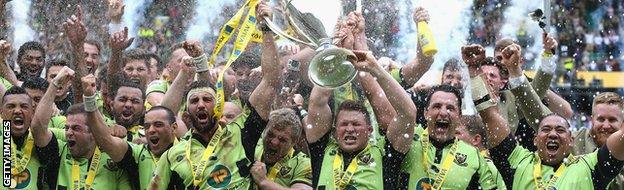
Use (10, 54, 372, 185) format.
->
(207, 164, 232, 188)
(454, 153, 467, 167)
(416, 177, 433, 190)
(12, 168, 30, 189)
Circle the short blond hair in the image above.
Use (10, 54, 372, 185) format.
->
(592, 92, 624, 116)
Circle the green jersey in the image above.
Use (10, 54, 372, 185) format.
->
(118, 142, 173, 190)
(2, 130, 42, 189)
(490, 135, 624, 190)
(253, 142, 312, 188)
(150, 107, 267, 190)
(310, 134, 385, 190)
(0, 76, 13, 89)
(400, 127, 500, 189)
(36, 134, 131, 189)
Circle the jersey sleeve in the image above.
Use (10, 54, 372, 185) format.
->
(308, 132, 330, 187)
(150, 149, 173, 190)
(594, 145, 624, 189)
(118, 143, 141, 190)
(382, 135, 406, 189)
(35, 133, 61, 188)
(291, 154, 313, 186)
(489, 134, 525, 190)
(0, 76, 13, 89)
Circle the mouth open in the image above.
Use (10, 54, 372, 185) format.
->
(546, 141, 559, 153)
(68, 140, 77, 148)
(130, 78, 141, 85)
(343, 135, 357, 144)
(13, 116, 24, 126)
(434, 120, 450, 133)
(121, 110, 133, 120)
(149, 136, 160, 145)
(196, 111, 210, 123)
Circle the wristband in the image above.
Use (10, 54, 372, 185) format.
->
(508, 75, 527, 90)
(83, 94, 98, 112)
(539, 55, 557, 74)
(470, 76, 497, 111)
(192, 54, 209, 72)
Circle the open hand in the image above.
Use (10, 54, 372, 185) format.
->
(0, 40, 11, 59)
(64, 5, 87, 46)
(107, 0, 125, 22)
(110, 27, 134, 52)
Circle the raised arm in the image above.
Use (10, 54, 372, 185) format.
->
(502, 44, 552, 128)
(305, 85, 333, 143)
(249, 1, 283, 120)
(31, 67, 74, 147)
(64, 5, 88, 103)
(353, 51, 417, 153)
(160, 56, 195, 113)
(347, 12, 396, 133)
(107, 27, 133, 87)
(82, 74, 128, 162)
(399, 7, 435, 86)
(0, 40, 20, 86)
(182, 41, 212, 81)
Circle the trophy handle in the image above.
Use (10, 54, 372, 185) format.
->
(263, 17, 318, 48)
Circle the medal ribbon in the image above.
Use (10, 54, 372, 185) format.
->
(332, 145, 370, 189)
(421, 130, 459, 190)
(71, 147, 102, 190)
(186, 125, 225, 188)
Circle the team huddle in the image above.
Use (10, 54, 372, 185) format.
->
(1, 0, 623, 190)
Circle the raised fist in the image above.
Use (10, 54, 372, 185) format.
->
(52, 66, 75, 88)
(183, 40, 204, 58)
(413, 7, 430, 24)
(0, 40, 12, 59)
(81, 74, 97, 97)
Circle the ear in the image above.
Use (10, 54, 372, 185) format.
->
(473, 134, 482, 147)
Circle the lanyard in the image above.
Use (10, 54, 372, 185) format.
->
(186, 126, 225, 188)
(71, 147, 102, 190)
(11, 133, 34, 175)
(332, 145, 370, 189)
(213, 0, 260, 119)
(421, 130, 459, 190)
(264, 148, 294, 181)
(533, 153, 575, 189)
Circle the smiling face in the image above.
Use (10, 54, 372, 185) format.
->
(534, 115, 573, 166)
(1, 94, 33, 137)
(19, 50, 45, 77)
(441, 69, 464, 89)
(112, 86, 145, 127)
(65, 114, 95, 158)
(144, 109, 176, 156)
(334, 110, 372, 154)
(187, 91, 216, 133)
(84, 42, 100, 72)
(590, 103, 623, 147)
(425, 91, 461, 143)
(123, 59, 150, 88)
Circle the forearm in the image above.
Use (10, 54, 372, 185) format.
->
(87, 110, 127, 162)
(293, 48, 316, 87)
(250, 32, 282, 119)
(305, 87, 333, 143)
(32, 85, 56, 147)
(544, 90, 574, 119)
(0, 60, 19, 86)
(161, 72, 193, 113)
(531, 54, 556, 98)
(401, 46, 434, 85)
(607, 129, 624, 160)
(71, 47, 86, 103)
(107, 50, 123, 84)
(358, 73, 395, 132)
(509, 75, 552, 129)
(472, 76, 509, 147)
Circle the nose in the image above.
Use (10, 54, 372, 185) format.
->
(270, 137, 280, 146)
(219, 117, 228, 124)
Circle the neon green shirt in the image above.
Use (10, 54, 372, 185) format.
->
(400, 127, 500, 189)
(253, 142, 312, 188)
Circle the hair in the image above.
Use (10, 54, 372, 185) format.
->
(266, 108, 302, 140)
(480, 57, 509, 79)
(66, 103, 88, 117)
(425, 85, 463, 114)
(592, 92, 624, 111)
(162, 42, 185, 66)
(461, 115, 488, 147)
(84, 39, 102, 53)
(494, 38, 518, 52)
(537, 113, 571, 131)
(108, 73, 145, 99)
(123, 49, 151, 70)
(442, 58, 462, 73)
(21, 77, 49, 91)
(146, 53, 165, 73)
(232, 52, 260, 70)
(2, 86, 30, 104)
(46, 58, 69, 72)
(147, 106, 176, 125)
(17, 41, 45, 62)
(335, 100, 372, 126)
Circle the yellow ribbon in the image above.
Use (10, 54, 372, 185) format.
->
(213, 0, 261, 120)
(421, 130, 459, 190)
(71, 147, 102, 190)
(533, 153, 575, 190)
(187, 126, 225, 188)
(332, 145, 370, 189)
(10, 133, 34, 175)
(265, 148, 295, 181)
